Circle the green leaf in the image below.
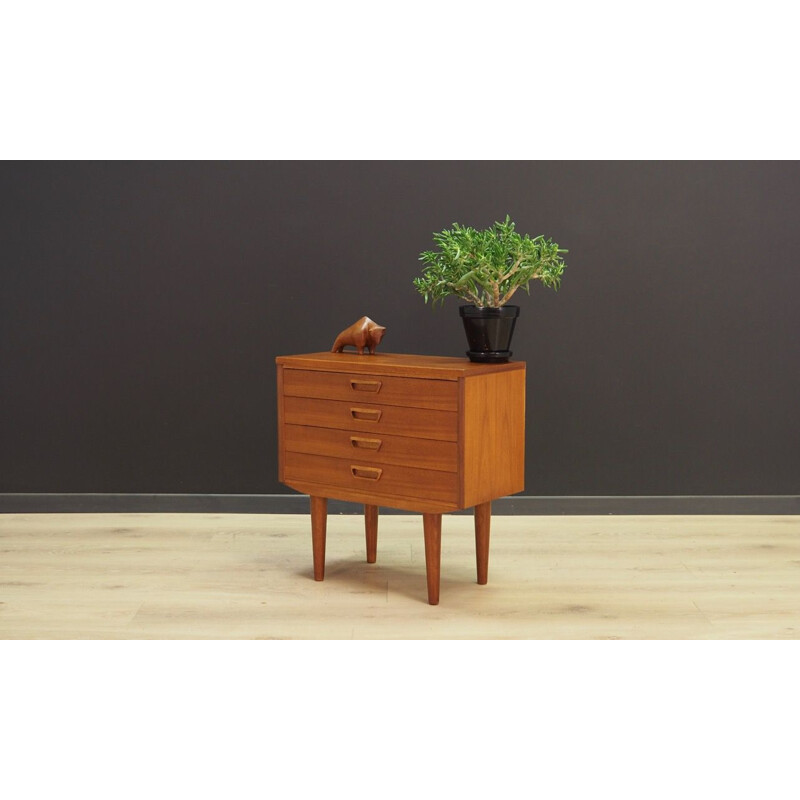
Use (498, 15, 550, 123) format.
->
(412, 217, 567, 308)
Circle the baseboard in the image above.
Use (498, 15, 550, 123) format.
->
(1, 493, 798, 514)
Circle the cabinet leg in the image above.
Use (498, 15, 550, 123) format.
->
(422, 513, 442, 605)
(365, 504, 378, 563)
(310, 496, 327, 581)
(475, 501, 491, 585)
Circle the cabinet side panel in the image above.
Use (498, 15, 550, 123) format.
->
(462, 368, 526, 508)
(277, 364, 285, 483)
(458, 376, 466, 508)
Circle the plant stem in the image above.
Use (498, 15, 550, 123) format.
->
(501, 256, 524, 282)
(499, 286, 518, 305)
(453, 283, 481, 306)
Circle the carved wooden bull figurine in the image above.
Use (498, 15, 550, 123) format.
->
(331, 317, 387, 355)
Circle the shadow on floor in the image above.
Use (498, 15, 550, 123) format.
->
(294, 558, 483, 605)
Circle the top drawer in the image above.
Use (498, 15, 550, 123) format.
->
(282, 368, 457, 411)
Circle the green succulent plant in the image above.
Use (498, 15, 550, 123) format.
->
(413, 215, 567, 308)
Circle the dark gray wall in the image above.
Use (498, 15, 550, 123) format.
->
(1, 161, 798, 496)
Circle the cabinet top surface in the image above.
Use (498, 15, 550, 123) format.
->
(276, 352, 525, 380)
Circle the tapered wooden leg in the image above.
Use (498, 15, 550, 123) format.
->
(310, 496, 327, 581)
(475, 501, 491, 585)
(422, 513, 442, 605)
(365, 504, 378, 563)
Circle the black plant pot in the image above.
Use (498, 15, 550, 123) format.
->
(459, 305, 520, 363)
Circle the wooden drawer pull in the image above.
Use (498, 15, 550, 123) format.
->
(351, 465, 383, 481)
(350, 436, 382, 451)
(350, 407, 382, 422)
(349, 379, 382, 393)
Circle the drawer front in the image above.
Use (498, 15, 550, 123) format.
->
(284, 452, 459, 505)
(282, 369, 458, 411)
(283, 395, 458, 441)
(283, 424, 458, 472)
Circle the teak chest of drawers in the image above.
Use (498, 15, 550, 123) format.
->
(276, 352, 525, 604)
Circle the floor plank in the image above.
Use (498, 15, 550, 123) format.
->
(1, 513, 798, 639)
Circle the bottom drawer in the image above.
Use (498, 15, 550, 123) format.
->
(284, 452, 458, 505)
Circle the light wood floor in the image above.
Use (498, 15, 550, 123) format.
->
(1, 512, 798, 639)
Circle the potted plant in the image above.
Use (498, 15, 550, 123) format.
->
(413, 216, 567, 362)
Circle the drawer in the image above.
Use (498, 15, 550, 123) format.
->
(283, 396, 458, 441)
(283, 424, 458, 472)
(284, 452, 459, 505)
(282, 369, 457, 411)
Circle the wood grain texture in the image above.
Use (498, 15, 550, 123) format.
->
(283, 396, 458, 442)
(365, 504, 378, 563)
(461, 368, 526, 508)
(310, 496, 327, 580)
(283, 424, 458, 473)
(276, 352, 526, 380)
(284, 453, 458, 505)
(277, 365, 285, 482)
(422, 513, 442, 605)
(277, 355, 528, 599)
(276, 479, 460, 514)
(330, 316, 386, 355)
(1, 513, 799, 638)
(283, 369, 458, 411)
(475, 501, 491, 585)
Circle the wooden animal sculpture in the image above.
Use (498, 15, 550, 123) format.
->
(331, 317, 387, 354)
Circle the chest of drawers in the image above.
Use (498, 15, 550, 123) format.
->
(276, 352, 525, 604)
